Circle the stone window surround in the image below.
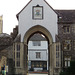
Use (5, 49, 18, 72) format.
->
(63, 26, 70, 34)
(64, 56, 71, 67)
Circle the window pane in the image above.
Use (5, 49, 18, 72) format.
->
(43, 62, 47, 68)
(63, 27, 66, 33)
(67, 27, 70, 32)
(56, 52, 59, 58)
(14, 61, 15, 67)
(31, 62, 34, 67)
(68, 61, 70, 67)
(16, 61, 20, 67)
(40, 62, 42, 67)
(31, 61, 47, 69)
(36, 52, 41, 58)
(33, 41, 41, 46)
(16, 52, 20, 58)
(17, 44, 20, 51)
(63, 26, 70, 33)
(14, 52, 15, 59)
(56, 61, 59, 67)
(36, 62, 39, 67)
(65, 61, 67, 67)
(56, 45, 59, 51)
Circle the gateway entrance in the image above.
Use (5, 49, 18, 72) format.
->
(23, 25, 53, 75)
(13, 25, 61, 75)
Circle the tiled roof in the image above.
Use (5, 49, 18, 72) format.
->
(29, 33, 47, 41)
(56, 10, 75, 22)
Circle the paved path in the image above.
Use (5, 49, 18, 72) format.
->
(28, 72, 48, 75)
(28, 74, 48, 75)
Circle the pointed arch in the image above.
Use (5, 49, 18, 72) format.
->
(23, 25, 54, 75)
(23, 25, 53, 45)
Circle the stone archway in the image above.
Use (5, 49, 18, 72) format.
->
(23, 25, 53, 75)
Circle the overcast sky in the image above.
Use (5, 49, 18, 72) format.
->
(0, 0, 75, 34)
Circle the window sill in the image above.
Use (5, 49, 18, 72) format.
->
(63, 32, 70, 34)
(63, 49, 71, 51)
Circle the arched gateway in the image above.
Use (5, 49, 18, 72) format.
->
(13, 25, 61, 75)
(24, 25, 53, 44)
(13, 0, 61, 75)
(23, 25, 53, 75)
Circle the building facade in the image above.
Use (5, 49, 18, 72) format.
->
(28, 33, 48, 71)
(56, 10, 75, 69)
(0, 0, 75, 75)
(13, 0, 61, 75)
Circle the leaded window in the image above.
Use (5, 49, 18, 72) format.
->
(56, 61, 59, 67)
(17, 44, 20, 51)
(16, 60, 20, 67)
(16, 52, 20, 58)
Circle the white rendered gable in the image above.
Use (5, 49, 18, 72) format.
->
(18, 0, 58, 42)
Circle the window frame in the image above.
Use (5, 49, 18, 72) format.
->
(64, 57, 71, 67)
(16, 60, 20, 67)
(16, 44, 20, 51)
(63, 26, 70, 34)
(56, 61, 59, 67)
(36, 52, 41, 59)
(33, 41, 41, 46)
(16, 52, 20, 58)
